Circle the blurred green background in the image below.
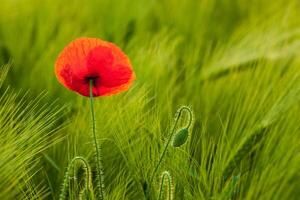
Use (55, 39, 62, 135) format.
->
(0, 0, 300, 199)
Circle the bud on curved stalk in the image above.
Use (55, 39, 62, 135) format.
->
(172, 106, 193, 148)
(149, 106, 193, 197)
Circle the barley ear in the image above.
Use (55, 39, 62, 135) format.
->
(222, 126, 268, 182)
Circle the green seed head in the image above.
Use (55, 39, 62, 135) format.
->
(172, 128, 189, 147)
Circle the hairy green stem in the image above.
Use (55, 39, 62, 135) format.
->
(150, 106, 192, 184)
(158, 171, 173, 200)
(89, 80, 105, 200)
(59, 156, 92, 200)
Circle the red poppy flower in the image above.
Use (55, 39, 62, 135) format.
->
(55, 37, 135, 97)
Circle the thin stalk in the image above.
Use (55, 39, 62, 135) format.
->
(150, 106, 192, 184)
(89, 80, 105, 199)
(150, 112, 180, 185)
(59, 156, 92, 200)
(158, 171, 173, 200)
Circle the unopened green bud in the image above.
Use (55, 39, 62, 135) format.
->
(172, 128, 189, 147)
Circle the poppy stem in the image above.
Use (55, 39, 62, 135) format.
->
(149, 109, 181, 185)
(59, 156, 92, 200)
(158, 171, 173, 200)
(89, 80, 105, 200)
(149, 106, 193, 188)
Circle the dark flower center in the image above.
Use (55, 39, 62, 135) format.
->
(85, 75, 100, 86)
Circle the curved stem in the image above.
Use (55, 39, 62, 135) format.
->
(89, 80, 105, 199)
(158, 171, 172, 200)
(150, 106, 192, 184)
(73, 156, 92, 191)
(59, 156, 92, 200)
(181, 106, 193, 129)
(149, 111, 181, 184)
(157, 176, 165, 200)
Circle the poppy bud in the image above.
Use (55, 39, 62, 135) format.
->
(172, 128, 189, 147)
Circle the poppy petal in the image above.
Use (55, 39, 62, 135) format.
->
(55, 37, 135, 97)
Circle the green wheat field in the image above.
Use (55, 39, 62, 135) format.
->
(1, 0, 300, 199)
